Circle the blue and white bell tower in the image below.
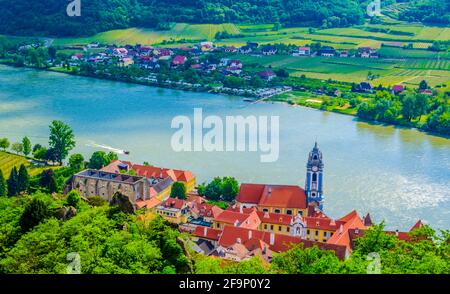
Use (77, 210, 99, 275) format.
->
(305, 142, 324, 210)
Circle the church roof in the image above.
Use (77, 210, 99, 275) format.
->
(236, 183, 307, 209)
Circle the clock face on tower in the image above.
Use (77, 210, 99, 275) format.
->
(312, 166, 318, 172)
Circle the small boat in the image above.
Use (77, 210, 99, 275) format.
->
(243, 98, 254, 102)
(123, 151, 130, 155)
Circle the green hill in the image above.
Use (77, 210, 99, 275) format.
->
(0, 0, 364, 37)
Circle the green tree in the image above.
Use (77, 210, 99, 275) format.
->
(11, 142, 23, 155)
(48, 120, 76, 165)
(39, 169, 58, 193)
(0, 170, 7, 197)
(17, 164, 29, 194)
(204, 177, 223, 201)
(0, 138, 10, 151)
(401, 94, 417, 121)
(272, 244, 342, 274)
(88, 151, 111, 169)
(68, 153, 85, 172)
(221, 177, 239, 201)
(33, 147, 47, 160)
(66, 190, 81, 208)
(19, 197, 50, 232)
(170, 182, 186, 199)
(22, 137, 31, 157)
(7, 167, 19, 196)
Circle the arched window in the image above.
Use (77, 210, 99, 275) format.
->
(312, 173, 317, 181)
(313, 155, 318, 160)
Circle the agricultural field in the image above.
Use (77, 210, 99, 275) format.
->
(238, 54, 450, 87)
(0, 151, 49, 177)
(53, 23, 241, 46)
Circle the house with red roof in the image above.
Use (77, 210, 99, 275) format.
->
(155, 197, 190, 224)
(236, 183, 308, 216)
(213, 209, 261, 230)
(293, 46, 311, 56)
(172, 55, 187, 66)
(392, 84, 405, 95)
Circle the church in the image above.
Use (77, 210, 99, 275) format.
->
(235, 142, 325, 214)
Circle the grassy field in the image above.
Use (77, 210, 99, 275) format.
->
(0, 151, 50, 177)
(53, 23, 241, 46)
(238, 54, 450, 86)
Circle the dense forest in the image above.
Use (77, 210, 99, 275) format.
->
(399, 0, 450, 25)
(0, 0, 365, 37)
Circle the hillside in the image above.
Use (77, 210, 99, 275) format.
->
(0, 0, 365, 37)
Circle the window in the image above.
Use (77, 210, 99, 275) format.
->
(274, 209, 281, 213)
(323, 232, 327, 237)
(264, 224, 267, 230)
(278, 226, 282, 231)
(286, 210, 292, 215)
(307, 229, 310, 235)
(287, 227, 290, 233)
(217, 223, 220, 228)
(263, 208, 269, 212)
(312, 173, 317, 181)
(315, 230, 319, 236)
(270, 225, 274, 231)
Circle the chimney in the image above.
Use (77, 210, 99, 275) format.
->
(395, 229, 399, 237)
(264, 211, 269, 218)
(270, 232, 275, 246)
(236, 237, 241, 244)
(267, 186, 272, 197)
(239, 205, 243, 213)
(339, 224, 343, 234)
(204, 226, 208, 237)
(248, 230, 252, 239)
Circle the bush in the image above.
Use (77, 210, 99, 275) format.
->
(66, 190, 81, 208)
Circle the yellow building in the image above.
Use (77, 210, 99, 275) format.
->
(155, 198, 189, 224)
(235, 184, 308, 217)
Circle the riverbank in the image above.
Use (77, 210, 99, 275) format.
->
(1, 61, 448, 138)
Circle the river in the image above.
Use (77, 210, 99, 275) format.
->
(0, 65, 449, 230)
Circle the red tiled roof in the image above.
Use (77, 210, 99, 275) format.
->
(193, 226, 222, 241)
(160, 198, 187, 210)
(198, 204, 224, 219)
(237, 183, 307, 209)
(218, 226, 347, 259)
(327, 211, 366, 252)
(303, 216, 338, 231)
(135, 197, 161, 209)
(102, 160, 195, 183)
(257, 211, 293, 225)
(214, 210, 251, 225)
(410, 220, 423, 231)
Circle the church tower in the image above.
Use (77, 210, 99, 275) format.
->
(305, 142, 324, 210)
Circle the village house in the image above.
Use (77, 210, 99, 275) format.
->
(112, 48, 128, 58)
(155, 197, 190, 224)
(172, 55, 187, 66)
(257, 70, 277, 81)
(239, 45, 252, 54)
(293, 46, 311, 56)
(318, 46, 336, 57)
(119, 57, 134, 67)
(224, 46, 238, 53)
(392, 84, 405, 95)
(262, 45, 278, 55)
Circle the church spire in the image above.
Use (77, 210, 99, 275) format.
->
(305, 142, 324, 210)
